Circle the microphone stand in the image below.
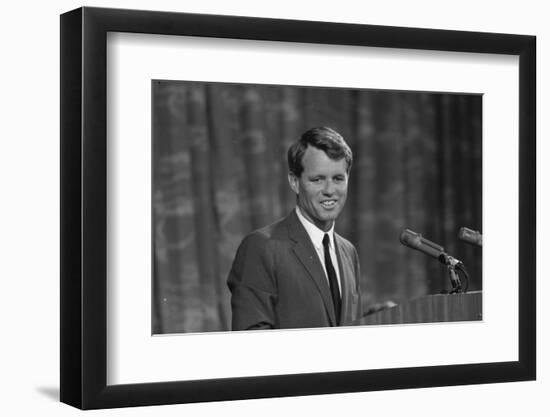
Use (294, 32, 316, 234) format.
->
(447, 264, 463, 293)
(439, 254, 468, 294)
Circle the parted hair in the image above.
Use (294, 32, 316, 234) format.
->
(287, 126, 353, 177)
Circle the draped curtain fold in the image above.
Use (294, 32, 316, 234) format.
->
(153, 81, 482, 334)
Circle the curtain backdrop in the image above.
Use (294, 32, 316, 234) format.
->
(152, 80, 482, 334)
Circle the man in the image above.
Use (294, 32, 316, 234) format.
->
(227, 127, 362, 330)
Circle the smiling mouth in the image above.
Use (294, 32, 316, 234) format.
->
(320, 200, 337, 209)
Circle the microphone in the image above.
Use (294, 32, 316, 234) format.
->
(458, 227, 482, 247)
(400, 229, 462, 266)
(400, 229, 444, 258)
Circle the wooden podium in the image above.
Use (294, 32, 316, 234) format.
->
(356, 291, 482, 326)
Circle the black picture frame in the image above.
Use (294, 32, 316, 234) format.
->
(60, 6, 536, 410)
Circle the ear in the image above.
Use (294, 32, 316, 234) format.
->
(288, 172, 300, 195)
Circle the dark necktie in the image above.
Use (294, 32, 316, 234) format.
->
(323, 233, 341, 324)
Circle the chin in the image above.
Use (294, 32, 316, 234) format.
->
(319, 212, 339, 222)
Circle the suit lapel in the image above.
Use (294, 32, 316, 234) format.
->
(334, 235, 351, 326)
(286, 211, 337, 326)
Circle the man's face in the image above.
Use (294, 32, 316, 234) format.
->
(289, 146, 349, 232)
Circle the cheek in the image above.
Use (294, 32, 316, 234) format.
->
(336, 187, 348, 203)
(298, 188, 313, 204)
(305, 193, 320, 206)
(300, 184, 320, 200)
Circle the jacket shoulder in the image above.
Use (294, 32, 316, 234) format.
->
(229, 216, 292, 278)
(243, 216, 290, 243)
(335, 233, 358, 256)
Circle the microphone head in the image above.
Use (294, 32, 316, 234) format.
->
(400, 228, 445, 259)
(400, 229, 422, 249)
(458, 227, 482, 247)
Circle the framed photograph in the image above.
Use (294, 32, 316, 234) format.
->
(60, 6, 536, 409)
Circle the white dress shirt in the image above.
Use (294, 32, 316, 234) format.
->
(295, 207, 342, 293)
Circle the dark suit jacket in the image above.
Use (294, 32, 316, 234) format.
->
(227, 210, 362, 330)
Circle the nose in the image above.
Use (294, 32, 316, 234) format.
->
(322, 180, 335, 196)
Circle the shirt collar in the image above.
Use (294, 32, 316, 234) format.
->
(295, 207, 335, 250)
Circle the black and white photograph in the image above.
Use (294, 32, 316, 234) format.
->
(152, 80, 483, 334)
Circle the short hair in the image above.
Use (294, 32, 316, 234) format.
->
(287, 127, 353, 177)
